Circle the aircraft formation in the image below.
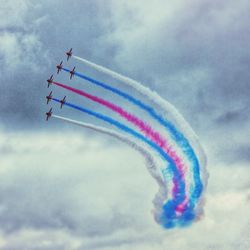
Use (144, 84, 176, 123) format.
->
(43, 47, 207, 229)
(45, 48, 73, 121)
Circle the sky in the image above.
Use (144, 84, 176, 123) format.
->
(0, 0, 249, 249)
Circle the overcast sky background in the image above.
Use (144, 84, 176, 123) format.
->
(0, 0, 249, 249)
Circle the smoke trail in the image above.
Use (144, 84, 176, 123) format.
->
(51, 115, 161, 180)
(72, 56, 199, 136)
(70, 57, 207, 210)
(52, 98, 191, 228)
(52, 81, 187, 206)
(72, 56, 206, 169)
(52, 114, 167, 205)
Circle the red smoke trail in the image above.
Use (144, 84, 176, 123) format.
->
(52, 81, 187, 197)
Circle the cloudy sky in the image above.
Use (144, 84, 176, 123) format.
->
(0, 0, 249, 249)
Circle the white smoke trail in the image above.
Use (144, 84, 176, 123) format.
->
(72, 55, 207, 179)
(52, 114, 168, 216)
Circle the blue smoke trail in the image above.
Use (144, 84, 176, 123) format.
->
(52, 98, 194, 228)
(62, 68, 203, 205)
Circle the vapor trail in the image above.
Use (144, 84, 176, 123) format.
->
(52, 98, 190, 228)
(52, 113, 166, 191)
(72, 55, 206, 167)
(52, 114, 170, 225)
(52, 81, 187, 205)
(70, 56, 207, 206)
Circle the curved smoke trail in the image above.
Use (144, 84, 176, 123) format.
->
(52, 98, 200, 227)
(52, 114, 168, 209)
(72, 56, 207, 171)
(52, 81, 187, 211)
(70, 56, 208, 215)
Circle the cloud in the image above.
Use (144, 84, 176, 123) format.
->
(0, 130, 249, 249)
(0, 130, 157, 235)
(0, 32, 46, 72)
(0, 0, 29, 29)
(0, 0, 49, 73)
(99, 0, 250, 134)
(0, 0, 250, 249)
(0, 0, 249, 138)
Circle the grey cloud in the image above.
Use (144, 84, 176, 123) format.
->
(215, 107, 249, 125)
(235, 145, 250, 163)
(1, 0, 250, 142)
(82, 237, 150, 250)
(220, 144, 250, 164)
(0, 0, 110, 128)
(0, 130, 249, 249)
(0, 1, 250, 249)
(101, 0, 250, 135)
(0, 131, 152, 239)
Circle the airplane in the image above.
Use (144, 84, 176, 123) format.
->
(60, 96, 66, 108)
(70, 66, 75, 79)
(46, 108, 52, 121)
(47, 75, 53, 88)
(56, 61, 63, 74)
(66, 48, 73, 61)
(46, 91, 53, 104)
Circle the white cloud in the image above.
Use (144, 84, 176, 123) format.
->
(0, 0, 49, 73)
(0, 0, 29, 29)
(0, 32, 45, 72)
(0, 33, 21, 69)
(102, 0, 184, 74)
(0, 0, 249, 248)
(0, 130, 249, 249)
